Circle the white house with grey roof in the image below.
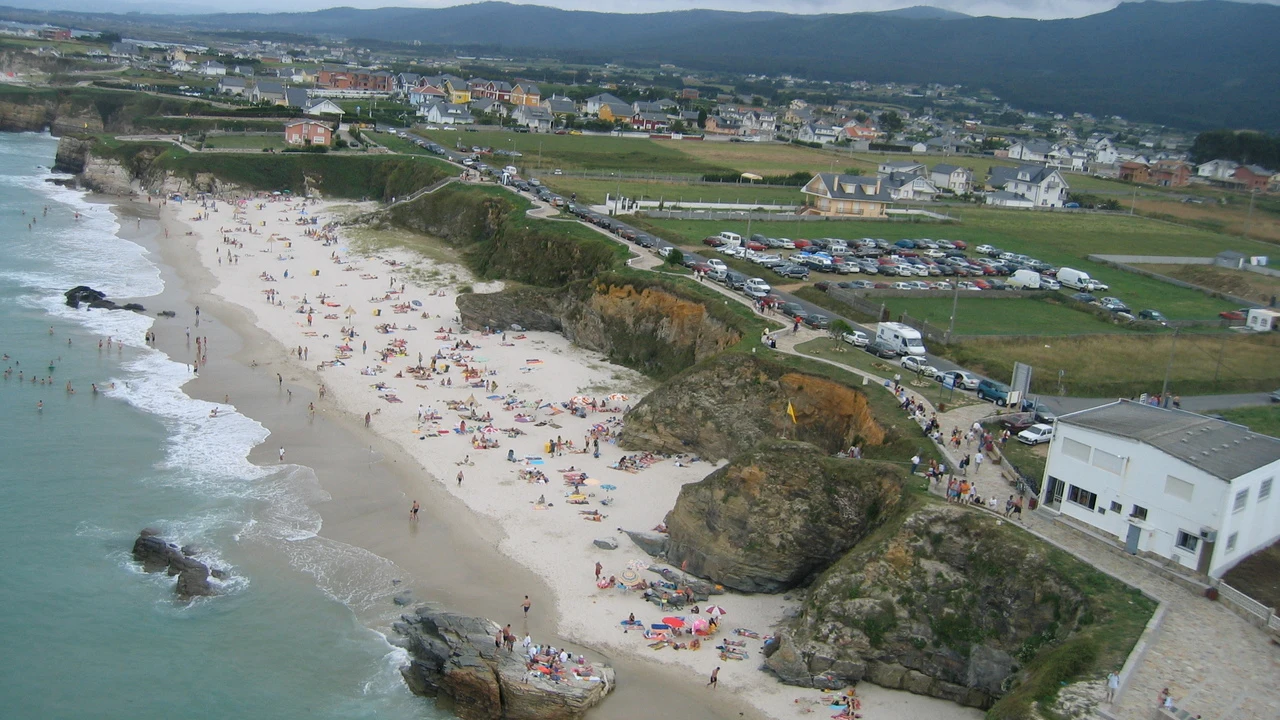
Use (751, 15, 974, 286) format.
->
(1040, 400, 1280, 578)
(986, 164, 1069, 208)
(931, 164, 974, 195)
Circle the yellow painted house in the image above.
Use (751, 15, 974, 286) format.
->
(444, 78, 471, 104)
(511, 83, 541, 106)
(598, 102, 632, 123)
(800, 173, 893, 218)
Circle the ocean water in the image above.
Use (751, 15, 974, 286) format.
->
(0, 133, 438, 720)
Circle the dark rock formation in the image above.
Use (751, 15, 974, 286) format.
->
(764, 505, 1100, 709)
(131, 529, 221, 599)
(64, 286, 145, 313)
(394, 605, 613, 720)
(458, 278, 741, 380)
(663, 440, 905, 593)
(52, 135, 94, 174)
(623, 530, 669, 557)
(619, 354, 885, 461)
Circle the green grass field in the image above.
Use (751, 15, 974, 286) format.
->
(540, 177, 802, 207)
(413, 128, 730, 175)
(201, 135, 286, 150)
(1210, 404, 1280, 438)
(644, 211, 1272, 319)
(885, 296, 1138, 335)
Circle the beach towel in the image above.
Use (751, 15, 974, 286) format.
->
(525, 359, 544, 365)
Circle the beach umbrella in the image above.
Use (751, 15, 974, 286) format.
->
(691, 617, 710, 632)
(704, 605, 727, 617)
(465, 394, 478, 406)
(661, 616, 686, 629)
(571, 395, 594, 404)
(620, 569, 639, 584)
(607, 393, 629, 402)
(345, 306, 357, 317)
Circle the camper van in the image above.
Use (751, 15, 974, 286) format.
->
(876, 322, 926, 356)
(1246, 308, 1280, 331)
(718, 231, 743, 248)
(1056, 267, 1092, 290)
(1008, 269, 1042, 290)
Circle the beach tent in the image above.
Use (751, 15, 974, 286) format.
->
(345, 306, 357, 317)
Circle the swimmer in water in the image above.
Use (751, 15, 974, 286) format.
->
(37, 400, 43, 411)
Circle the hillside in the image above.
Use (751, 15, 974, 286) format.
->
(57, 0, 1280, 131)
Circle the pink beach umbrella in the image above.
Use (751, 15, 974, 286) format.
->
(704, 605, 727, 618)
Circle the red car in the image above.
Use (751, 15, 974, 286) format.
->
(692, 262, 712, 274)
(746, 241, 767, 251)
(792, 239, 812, 249)
(973, 279, 992, 290)
(703, 236, 725, 247)
(951, 240, 968, 250)
(1220, 309, 1247, 321)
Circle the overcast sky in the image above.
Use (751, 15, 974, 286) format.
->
(25, 0, 1280, 19)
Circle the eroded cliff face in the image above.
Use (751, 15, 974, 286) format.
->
(662, 440, 905, 593)
(0, 99, 104, 135)
(457, 278, 741, 380)
(619, 353, 884, 461)
(764, 505, 1092, 709)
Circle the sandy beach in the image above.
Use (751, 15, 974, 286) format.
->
(142, 189, 979, 720)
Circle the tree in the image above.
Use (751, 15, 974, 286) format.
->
(878, 110, 904, 138)
(998, 111, 1025, 127)
(670, 119, 686, 134)
(665, 248, 684, 267)
(829, 318, 853, 342)
(697, 109, 707, 129)
(854, 110, 868, 123)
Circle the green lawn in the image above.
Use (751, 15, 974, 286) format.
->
(885, 296, 1138, 336)
(644, 211, 1274, 320)
(1210, 404, 1280, 438)
(540, 176, 802, 207)
(202, 134, 286, 150)
(412, 128, 729, 175)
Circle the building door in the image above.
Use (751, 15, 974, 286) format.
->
(1125, 524, 1141, 555)
(1043, 476, 1065, 511)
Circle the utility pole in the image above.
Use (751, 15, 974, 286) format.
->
(1214, 333, 1227, 382)
(1160, 328, 1180, 400)
(947, 280, 960, 340)
(1244, 188, 1258, 239)
(1129, 183, 1138, 215)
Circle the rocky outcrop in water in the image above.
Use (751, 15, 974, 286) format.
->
(131, 529, 225, 599)
(620, 353, 885, 461)
(65, 286, 145, 312)
(661, 440, 905, 593)
(394, 605, 613, 720)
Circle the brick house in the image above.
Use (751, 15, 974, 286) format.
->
(284, 120, 333, 146)
(1233, 165, 1274, 192)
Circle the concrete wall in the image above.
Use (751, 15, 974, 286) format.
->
(1089, 254, 1260, 308)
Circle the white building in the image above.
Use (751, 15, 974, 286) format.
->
(986, 164, 1069, 208)
(1196, 159, 1239, 181)
(930, 163, 974, 195)
(1040, 401, 1280, 578)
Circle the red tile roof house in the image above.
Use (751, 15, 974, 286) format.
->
(284, 120, 333, 146)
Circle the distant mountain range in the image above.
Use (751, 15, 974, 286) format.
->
(7, 1, 1279, 131)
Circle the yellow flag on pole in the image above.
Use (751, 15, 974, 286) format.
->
(786, 400, 797, 424)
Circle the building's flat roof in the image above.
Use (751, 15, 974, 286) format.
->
(1058, 400, 1280, 480)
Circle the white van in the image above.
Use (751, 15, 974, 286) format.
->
(876, 322, 927, 356)
(1008, 269, 1042, 289)
(1056, 267, 1092, 290)
(718, 231, 742, 246)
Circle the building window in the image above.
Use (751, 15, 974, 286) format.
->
(1165, 475, 1194, 502)
(1109, 501, 1122, 513)
(1175, 530, 1200, 553)
(1131, 505, 1148, 521)
(1067, 485, 1097, 511)
(1226, 533, 1238, 552)
(1063, 438, 1091, 462)
(1260, 478, 1273, 500)
(1233, 489, 1249, 513)
(1092, 449, 1126, 475)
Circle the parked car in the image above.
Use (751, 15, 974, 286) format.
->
(1017, 424, 1055, 445)
(723, 272, 747, 290)
(776, 264, 810, 280)
(864, 340, 898, 358)
(977, 378, 1012, 406)
(744, 278, 772, 297)
(705, 259, 727, 272)
(840, 330, 870, 347)
(900, 355, 939, 378)
(1271, 389, 1280, 403)
(779, 302, 807, 318)
(939, 370, 980, 390)
(800, 313, 829, 329)
(1138, 309, 1168, 325)
(1070, 292, 1097, 304)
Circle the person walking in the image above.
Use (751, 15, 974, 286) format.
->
(278, 446, 286, 462)
(974, 450, 985, 476)
(522, 595, 531, 617)
(707, 666, 719, 689)
(910, 454, 921, 475)
(411, 500, 420, 521)
(1106, 671, 1119, 703)
(457, 470, 464, 487)
(594, 561, 603, 580)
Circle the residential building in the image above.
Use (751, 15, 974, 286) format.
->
(800, 173, 893, 218)
(1119, 161, 1150, 183)
(511, 104, 553, 132)
(878, 161, 926, 177)
(542, 96, 577, 116)
(1007, 139, 1053, 163)
(170, 60, 192, 73)
(797, 122, 839, 144)
(511, 83, 541, 106)
(442, 77, 470, 104)
(1040, 401, 1280, 578)
(598, 102, 633, 123)
(680, 88, 699, 100)
(880, 171, 939, 201)
(840, 121, 880, 142)
(424, 103, 474, 126)
(303, 98, 344, 117)
(930, 164, 974, 195)
(409, 86, 447, 107)
(284, 120, 333, 146)
(584, 93, 626, 115)
(469, 98, 509, 118)
(316, 67, 392, 93)
(631, 111, 669, 132)
(986, 164, 1069, 208)
(217, 76, 248, 96)
(200, 61, 226, 76)
(1233, 165, 1274, 192)
(469, 79, 513, 103)
(1196, 159, 1239, 181)
(1150, 160, 1192, 188)
(252, 80, 287, 105)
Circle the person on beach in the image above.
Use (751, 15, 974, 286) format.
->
(279, 447, 286, 462)
(457, 470, 464, 487)
(594, 562, 602, 580)
(522, 596, 531, 617)
(411, 501, 419, 521)
(707, 667, 719, 689)
(1106, 671, 1119, 703)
